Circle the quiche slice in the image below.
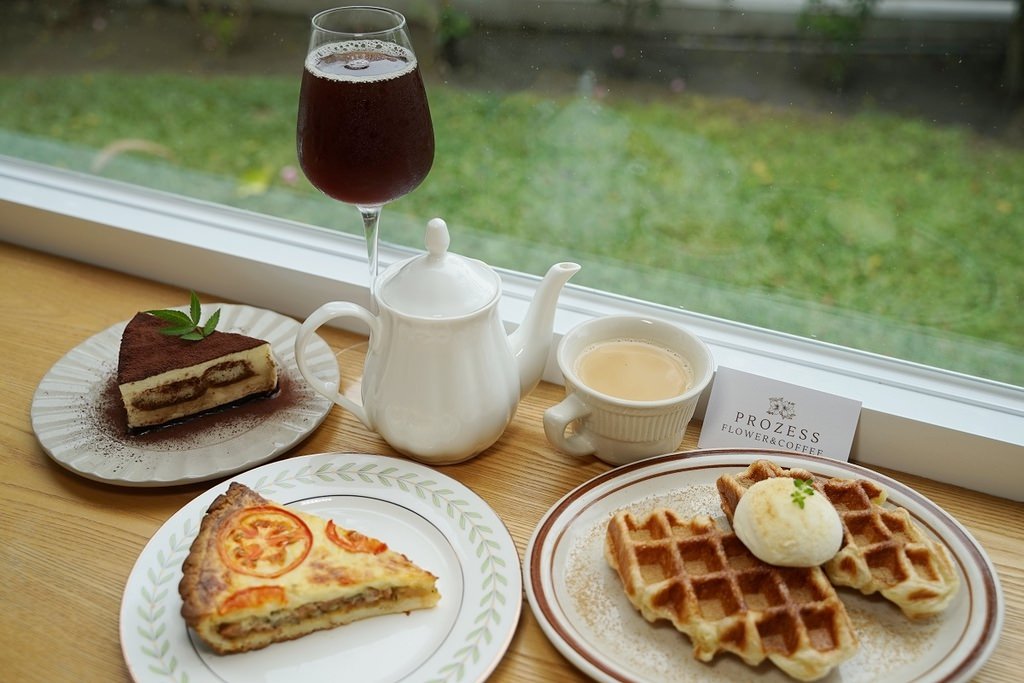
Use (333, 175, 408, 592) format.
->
(178, 482, 441, 654)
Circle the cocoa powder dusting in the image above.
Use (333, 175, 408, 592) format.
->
(117, 312, 267, 384)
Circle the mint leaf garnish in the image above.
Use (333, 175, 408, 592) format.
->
(146, 291, 220, 341)
(202, 308, 221, 337)
(791, 478, 815, 509)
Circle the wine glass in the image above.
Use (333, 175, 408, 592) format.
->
(296, 6, 435, 294)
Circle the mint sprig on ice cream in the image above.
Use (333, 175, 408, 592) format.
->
(791, 478, 816, 509)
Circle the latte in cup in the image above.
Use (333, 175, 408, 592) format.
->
(545, 315, 714, 465)
(574, 339, 693, 401)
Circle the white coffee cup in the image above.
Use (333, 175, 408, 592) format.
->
(543, 315, 714, 466)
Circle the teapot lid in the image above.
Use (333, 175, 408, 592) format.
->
(378, 218, 499, 317)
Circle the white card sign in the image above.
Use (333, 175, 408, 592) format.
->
(698, 366, 861, 461)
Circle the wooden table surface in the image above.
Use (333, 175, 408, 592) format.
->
(1, 240, 1020, 682)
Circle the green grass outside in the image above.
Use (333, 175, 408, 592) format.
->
(1, 72, 1021, 384)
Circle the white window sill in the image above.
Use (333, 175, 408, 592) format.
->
(2, 156, 1021, 500)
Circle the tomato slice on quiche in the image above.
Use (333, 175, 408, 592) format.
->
(326, 519, 388, 554)
(218, 586, 287, 616)
(218, 506, 313, 578)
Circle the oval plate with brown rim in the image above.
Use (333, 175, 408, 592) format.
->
(524, 449, 1002, 683)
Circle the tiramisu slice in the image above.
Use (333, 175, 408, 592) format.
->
(117, 312, 278, 430)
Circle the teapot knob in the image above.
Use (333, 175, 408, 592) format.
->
(426, 217, 450, 259)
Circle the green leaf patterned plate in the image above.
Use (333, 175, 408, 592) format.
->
(120, 453, 521, 682)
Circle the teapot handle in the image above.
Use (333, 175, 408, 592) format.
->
(294, 301, 379, 429)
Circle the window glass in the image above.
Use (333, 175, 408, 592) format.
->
(2, 0, 1021, 385)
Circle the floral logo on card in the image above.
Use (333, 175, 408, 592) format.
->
(767, 396, 796, 420)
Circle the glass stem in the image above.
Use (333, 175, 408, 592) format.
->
(358, 205, 382, 301)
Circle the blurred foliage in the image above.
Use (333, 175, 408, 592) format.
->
(798, 0, 880, 88)
(599, 0, 664, 32)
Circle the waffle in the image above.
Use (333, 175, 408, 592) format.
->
(605, 508, 858, 681)
(717, 460, 960, 619)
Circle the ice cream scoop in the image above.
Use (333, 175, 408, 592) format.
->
(732, 476, 843, 567)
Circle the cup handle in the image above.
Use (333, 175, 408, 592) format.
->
(543, 392, 596, 458)
(294, 301, 379, 429)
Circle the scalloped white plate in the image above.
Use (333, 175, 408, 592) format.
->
(119, 453, 521, 683)
(525, 449, 1003, 683)
(31, 304, 337, 486)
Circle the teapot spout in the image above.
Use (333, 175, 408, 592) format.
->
(509, 262, 581, 398)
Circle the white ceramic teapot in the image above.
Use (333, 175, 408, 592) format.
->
(295, 218, 580, 464)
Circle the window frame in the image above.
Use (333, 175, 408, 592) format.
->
(2, 155, 1020, 500)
